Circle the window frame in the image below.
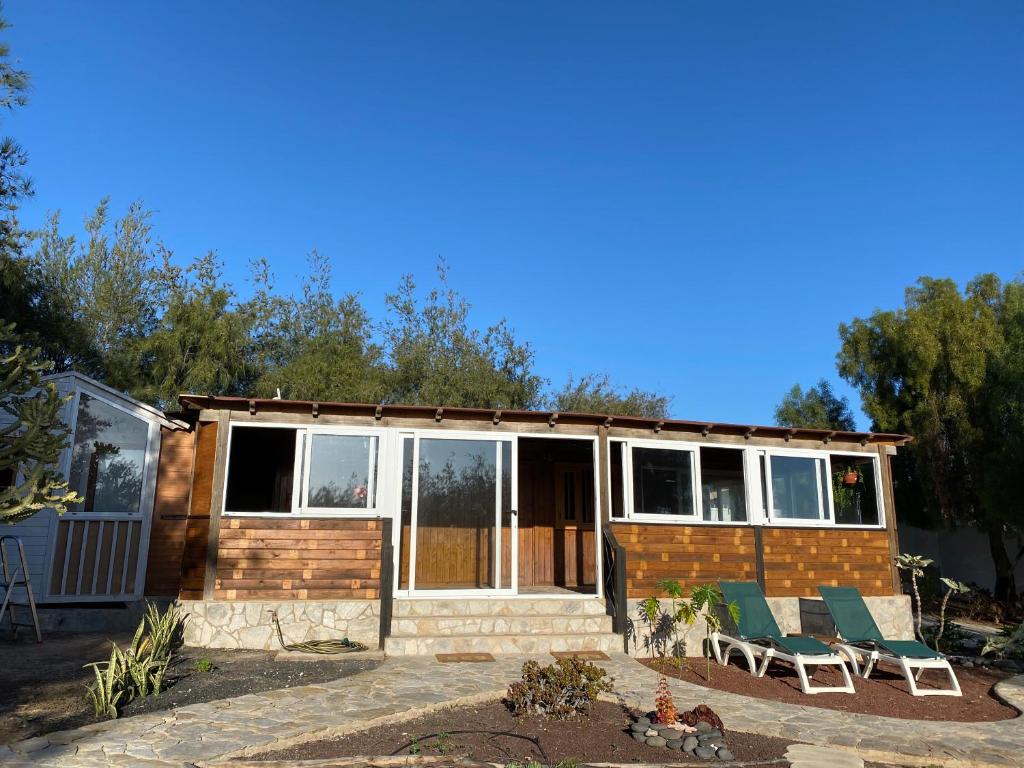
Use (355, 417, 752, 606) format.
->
(64, 389, 158, 520)
(222, 422, 388, 518)
(762, 447, 885, 529)
(620, 438, 702, 523)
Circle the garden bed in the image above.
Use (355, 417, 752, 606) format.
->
(247, 700, 798, 765)
(0, 632, 380, 744)
(640, 657, 1018, 722)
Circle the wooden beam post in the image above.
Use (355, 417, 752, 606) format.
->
(202, 411, 231, 600)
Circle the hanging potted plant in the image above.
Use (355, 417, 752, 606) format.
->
(841, 466, 861, 486)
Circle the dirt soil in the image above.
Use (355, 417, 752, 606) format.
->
(0, 632, 381, 744)
(249, 700, 797, 765)
(641, 656, 1018, 722)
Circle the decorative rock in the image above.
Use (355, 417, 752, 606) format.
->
(644, 728, 658, 737)
(629, 722, 648, 733)
(716, 747, 735, 761)
(682, 736, 699, 752)
(704, 728, 723, 739)
(694, 745, 717, 759)
(634, 716, 652, 728)
(698, 735, 718, 746)
(666, 739, 683, 750)
(631, 731, 646, 743)
(646, 736, 667, 748)
(695, 720, 713, 733)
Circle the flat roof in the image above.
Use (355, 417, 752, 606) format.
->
(178, 393, 911, 446)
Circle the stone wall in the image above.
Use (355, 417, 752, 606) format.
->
(178, 599, 380, 650)
(624, 594, 913, 657)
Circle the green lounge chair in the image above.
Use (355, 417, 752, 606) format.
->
(711, 581, 855, 694)
(818, 586, 961, 697)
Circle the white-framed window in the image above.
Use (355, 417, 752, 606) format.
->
(67, 393, 151, 516)
(222, 423, 384, 517)
(761, 448, 884, 528)
(610, 439, 753, 524)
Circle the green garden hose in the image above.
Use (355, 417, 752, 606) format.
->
(269, 610, 367, 654)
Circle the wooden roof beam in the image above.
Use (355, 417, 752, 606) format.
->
(434, 408, 444, 423)
(548, 412, 559, 428)
(493, 410, 502, 425)
(702, 424, 713, 437)
(744, 426, 757, 440)
(653, 420, 665, 434)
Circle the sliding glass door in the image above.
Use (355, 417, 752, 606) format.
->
(404, 434, 517, 594)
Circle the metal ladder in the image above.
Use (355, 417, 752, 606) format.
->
(0, 535, 42, 643)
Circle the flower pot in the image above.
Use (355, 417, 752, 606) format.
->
(842, 471, 859, 486)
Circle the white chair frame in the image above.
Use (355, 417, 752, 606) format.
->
(710, 632, 856, 695)
(832, 642, 962, 697)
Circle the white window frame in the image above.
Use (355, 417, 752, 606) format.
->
(222, 422, 388, 518)
(762, 447, 885, 529)
(301, 428, 381, 516)
(824, 449, 886, 529)
(621, 438, 702, 523)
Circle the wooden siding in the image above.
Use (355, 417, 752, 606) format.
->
(144, 428, 195, 595)
(214, 517, 382, 599)
(48, 518, 143, 597)
(611, 523, 757, 597)
(178, 420, 217, 599)
(762, 527, 894, 597)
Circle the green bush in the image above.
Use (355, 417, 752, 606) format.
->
(192, 656, 214, 673)
(506, 657, 612, 719)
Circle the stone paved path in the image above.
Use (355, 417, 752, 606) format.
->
(2, 653, 1022, 767)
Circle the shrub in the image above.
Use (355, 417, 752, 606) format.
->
(506, 657, 613, 719)
(653, 676, 677, 724)
(192, 656, 214, 673)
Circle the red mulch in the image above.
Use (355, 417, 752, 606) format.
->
(641, 656, 1018, 722)
(250, 700, 796, 765)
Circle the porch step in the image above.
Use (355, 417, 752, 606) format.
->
(385, 597, 622, 656)
(385, 632, 623, 656)
(393, 597, 609, 617)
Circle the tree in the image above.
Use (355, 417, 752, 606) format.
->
(1, 324, 80, 523)
(133, 252, 254, 408)
(547, 373, 670, 418)
(774, 379, 857, 431)
(838, 275, 1023, 601)
(245, 252, 385, 402)
(382, 261, 543, 408)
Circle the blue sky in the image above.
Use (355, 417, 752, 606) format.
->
(6, 2, 1022, 428)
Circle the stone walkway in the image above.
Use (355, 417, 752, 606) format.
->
(2, 653, 1022, 767)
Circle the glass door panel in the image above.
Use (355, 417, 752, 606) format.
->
(411, 436, 515, 593)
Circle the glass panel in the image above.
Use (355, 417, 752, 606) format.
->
(306, 434, 377, 509)
(399, 436, 413, 589)
(68, 394, 148, 515)
(632, 447, 694, 517)
(829, 455, 880, 525)
(415, 438, 498, 590)
(700, 447, 747, 522)
(499, 440, 513, 589)
(770, 455, 824, 520)
(610, 442, 625, 518)
(225, 427, 297, 512)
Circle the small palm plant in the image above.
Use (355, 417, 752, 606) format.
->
(657, 578, 696, 665)
(638, 596, 662, 660)
(690, 583, 739, 682)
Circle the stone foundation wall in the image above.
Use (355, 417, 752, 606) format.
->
(178, 599, 380, 650)
(624, 594, 913, 657)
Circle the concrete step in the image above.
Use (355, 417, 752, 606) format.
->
(393, 597, 607, 618)
(385, 631, 624, 656)
(390, 613, 613, 637)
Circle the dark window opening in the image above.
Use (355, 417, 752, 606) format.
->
(225, 427, 297, 513)
(700, 447, 747, 522)
(829, 455, 880, 526)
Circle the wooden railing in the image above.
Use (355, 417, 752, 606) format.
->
(602, 524, 627, 651)
(378, 518, 394, 650)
